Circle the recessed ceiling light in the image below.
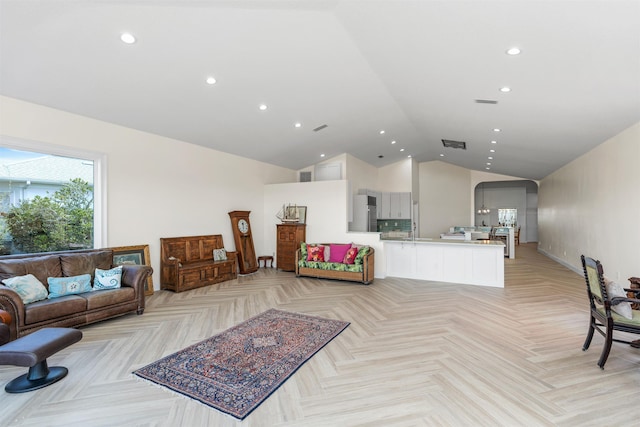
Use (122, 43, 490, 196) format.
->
(391, 140, 396, 144)
(487, 162, 492, 165)
(486, 167, 491, 170)
(490, 149, 495, 153)
(439, 154, 444, 157)
(120, 33, 136, 44)
(320, 154, 325, 158)
(493, 128, 501, 132)
(407, 155, 412, 158)
(294, 122, 301, 128)
(500, 87, 511, 93)
(400, 148, 405, 152)
(491, 140, 497, 144)
(379, 130, 385, 135)
(259, 104, 267, 111)
(488, 156, 494, 160)
(506, 47, 521, 55)
(206, 76, 216, 85)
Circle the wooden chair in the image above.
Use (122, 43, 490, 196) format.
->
(580, 255, 640, 368)
(514, 226, 521, 245)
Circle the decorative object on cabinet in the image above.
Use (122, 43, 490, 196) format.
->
(295, 243, 374, 285)
(276, 204, 306, 224)
(160, 235, 237, 292)
(228, 211, 258, 274)
(276, 223, 306, 271)
(111, 244, 154, 295)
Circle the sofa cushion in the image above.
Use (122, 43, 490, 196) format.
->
(25, 295, 87, 324)
(94, 266, 123, 290)
(60, 250, 113, 280)
(0, 255, 62, 289)
(307, 245, 325, 262)
(81, 287, 135, 310)
(48, 274, 93, 299)
(606, 280, 633, 319)
(2, 274, 49, 304)
(329, 244, 351, 263)
(354, 246, 370, 265)
(343, 247, 358, 264)
(213, 248, 227, 261)
(298, 260, 363, 273)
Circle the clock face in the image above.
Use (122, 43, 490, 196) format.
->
(238, 219, 249, 234)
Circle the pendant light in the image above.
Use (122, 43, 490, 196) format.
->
(477, 183, 490, 215)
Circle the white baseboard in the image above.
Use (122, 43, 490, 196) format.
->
(537, 247, 582, 276)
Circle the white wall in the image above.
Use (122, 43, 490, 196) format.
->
(418, 161, 471, 237)
(377, 159, 412, 192)
(0, 96, 295, 289)
(345, 154, 379, 196)
(538, 121, 640, 281)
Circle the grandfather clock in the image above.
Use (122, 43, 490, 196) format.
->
(228, 210, 258, 274)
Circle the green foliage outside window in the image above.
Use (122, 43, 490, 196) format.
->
(2, 178, 94, 254)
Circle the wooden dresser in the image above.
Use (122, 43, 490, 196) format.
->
(276, 223, 306, 271)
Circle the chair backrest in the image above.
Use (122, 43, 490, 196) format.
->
(488, 227, 498, 239)
(581, 255, 608, 308)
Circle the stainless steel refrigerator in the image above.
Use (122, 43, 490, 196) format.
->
(351, 195, 377, 232)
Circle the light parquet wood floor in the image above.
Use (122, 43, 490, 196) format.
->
(1, 243, 639, 426)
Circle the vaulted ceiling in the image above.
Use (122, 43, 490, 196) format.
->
(1, 0, 638, 180)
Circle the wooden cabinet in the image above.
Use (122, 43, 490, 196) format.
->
(277, 224, 306, 271)
(160, 235, 237, 293)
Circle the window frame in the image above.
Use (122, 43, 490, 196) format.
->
(0, 136, 107, 249)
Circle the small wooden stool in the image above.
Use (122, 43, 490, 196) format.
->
(257, 256, 274, 268)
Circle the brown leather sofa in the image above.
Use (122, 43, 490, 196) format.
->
(0, 249, 152, 341)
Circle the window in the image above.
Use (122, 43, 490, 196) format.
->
(0, 139, 106, 254)
(498, 208, 517, 227)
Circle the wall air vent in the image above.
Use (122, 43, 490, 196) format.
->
(442, 139, 467, 150)
(313, 124, 328, 132)
(299, 171, 312, 182)
(475, 99, 498, 104)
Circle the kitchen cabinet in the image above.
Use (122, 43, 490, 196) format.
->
(358, 189, 411, 220)
(380, 191, 411, 219)
(380, 192, 391, 219)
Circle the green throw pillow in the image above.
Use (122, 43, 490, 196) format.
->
(354, 246, 370, 265)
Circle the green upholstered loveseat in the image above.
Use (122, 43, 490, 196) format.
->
(295, 243, 374, 285)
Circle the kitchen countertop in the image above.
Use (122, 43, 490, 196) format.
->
(381, 237, 504, 246)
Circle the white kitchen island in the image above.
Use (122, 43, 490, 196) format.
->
(384, 238, 505, 287)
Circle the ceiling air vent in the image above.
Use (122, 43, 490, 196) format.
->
(313, 124, 328, 132)
(475, 99, 498, 104)
(442, 139, 467, 150)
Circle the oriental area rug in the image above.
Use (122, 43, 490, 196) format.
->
(133, 309, 349, 420)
